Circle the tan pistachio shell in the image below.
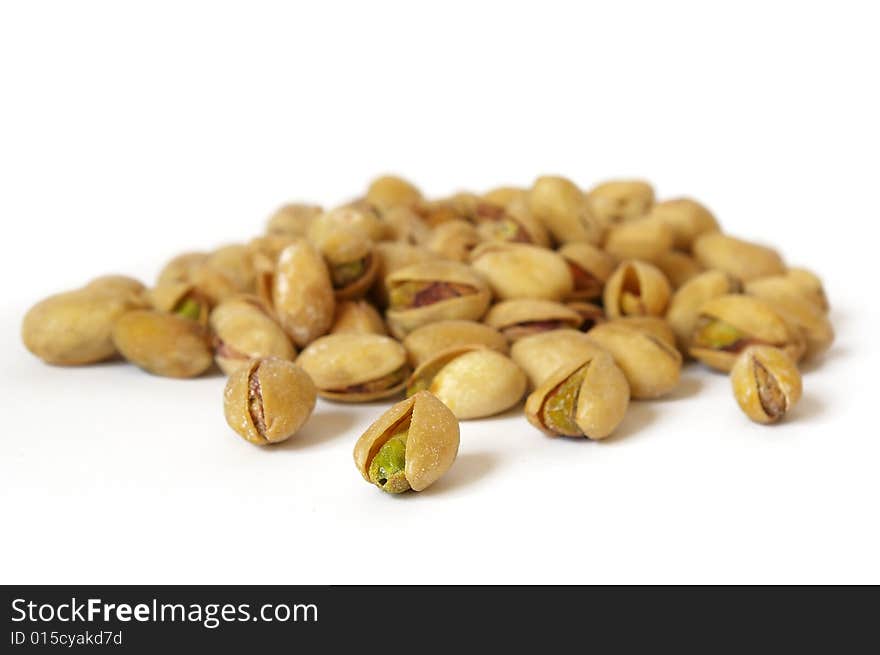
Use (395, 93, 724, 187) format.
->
(484, 299, 582, 342)
(425, 219, 483, 262)
(205, 244, 257, 292)
(271, 239, 336, 347)
(22, 288, 141, 365)
(112, 310, 213, 378)
(603, 217, 674, 262)
(603, 260, 672, 319)
(330, 300, 388, 336)
(365, 175, 423, 210)
(558, 242, 616, 301)
(85, 275, 148, 302)
(565, 301, 606, 331)
(296, 333, 409, 402)
(606, 317, 676, 348)
(730, 346, 802, 424)
(148, 281, 211, 325)
(665, 270, 743, 353)
(745, 277, 834, 360)
(470, 242, 573, 301)
(528, 175, 603, 245)
(402, 319, 509, 367)
(209, 296, 296, 375)
(473, 198, 551, 248)
(414, 195, 476, 227)
(380, 206, 431, 245)
(248, 234, 297, 263)
(353, 391, 460, 492)
(321, 203, 387, 242)
(482, 186, 527, 207)
(156, 252, 208, 286)
(586, 179, 655, 228)
(370, 242, 441, 308)
(385, 261, 491, 337)
(266, 203, 323, 237)
(653, 250, 705, 289)
(586, 322, 682, 399)
(648, 198, 719, 251)
(525, 350, 630, 440)
(186, 265, 241, 305)
(689, 294, 805, 372)
(693, 233, 785, 282)
(510, 329, 608, 390)
(407, 346, 527, 419)
(784, 268, 829, 313)
(223, 358, 316, 444)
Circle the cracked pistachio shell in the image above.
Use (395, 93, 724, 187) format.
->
(266, 203, 323, 237)
(426, 219, 483, 262)
(354, 391, 460, 493)
(402, 319, 508, 367)
(484, 299, 582, 342)
(689, 294, 805, 372)
(157, 252, 208, 286)
(385, 261, 491, 338)
(693, 233, 785, 282)
(209, 296, 296, 375)
(365, 175, 423, 210)
(653, 250, 705, 289)
(112, 309, 213, 378)
(666, 270, 743, 353)
(528, 175, 603, 245)
(558, 242, 616, 301)
(566, 301, 606, 331)
(296, 333, 409, 402)
(603, 260, 672, 319)
(380, 206, 431, 245)
(606, 317, 676, 349)
(745, 277, 834, 360)
(223, 358, 316, 445)
(730, 346, 802, 424)
(473, 198, 551, 248)
(603, 217, 674, 262)
(149, 281, 211, 325)
(510, 329, 607, 390)
(406, 346, 526, 419)
(370, 242, 441, 309)
(22, 288, 142, 365)
(586, 322, 682, 399)
(784, 268, 829, 314)
(586, 179, 655, 228)
(470, 242, 573, 301)
(647, 198, 719, 251)
(204, 244, 257, 292)
(270, 239, 335, 347)
(330, 300, 387, 336)
(525, 351, 629, 439)
(307, 218, 378, 300)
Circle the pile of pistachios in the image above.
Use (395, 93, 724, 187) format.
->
(21, 175, 833, 494)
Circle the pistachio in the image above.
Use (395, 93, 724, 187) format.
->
(470, 242, 573, 301)
(558, 242, 616, 301)
(330, 300, 388, 336)
(149, 282, 211, 326)
(414, 194, 477, 227)
(473, 198, 550, 247)
(385, 261, 491, 337)
(603, 260, 672, 319)
(209, 296, 296, 375)
(248, 234, 297, 263)
(425, 219, 483, 262)
(380, 206, 431, 245)
(370, 242, 442, 309)
(528, 175, 603, 245)
(266, 203, 323, 237)
(112, 310, 213, 378)
(402, 319, 508, 367)
(586, 322, 682, 399)
(647, 198, 719, 251)
(784, 268, 830, 314)
(693, 233, 785, 282)
(565, 301, 607, 332)
(365, 175, 422, 210)
(267, 239, 336, 347)
(665, 270, 743, 353)
(484, 299, 582, 342)
(607, 317, 676, 349)
(586, 179, 654, 227)
(321, 203, 387, 242)
(689, 294, 805, 372)
(308, 216, 377, 300)
(653, 250, 705, 289)
(730, 346, 802, 424)
(296, 333, 410, 402)
(223, 358, 316, 444)
(405, 346, 526, 419)
(525, 351, 629, 439)
(354, 391, 459, 494)
(603, 217, 674, 262)
(156, 251, 208, 286)
(85, 275, 148, 302)
(202, 244, 257, 292)
(510, 329, 607, 389)
(482, 186, 527, 208)
(22, 287, 143, 365)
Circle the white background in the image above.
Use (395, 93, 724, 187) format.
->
(1, 1, 878, 584)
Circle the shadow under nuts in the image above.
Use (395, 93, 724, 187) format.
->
(730, 346, 802, 424)
(223, 358, 317, 444)
(354, 391, 459, 494)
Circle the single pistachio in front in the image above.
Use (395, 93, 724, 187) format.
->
(730, 346, 802, 424)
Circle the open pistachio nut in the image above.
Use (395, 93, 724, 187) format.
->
(385, 260, 491, 337)
(112, 309, 213, 378)
(405, 346, 527, 419)
(528, 175, 603, 245)
(565, 301, 607, 332)
(730, 345, 802, 424)
(353, 391, 460, 494)
(296, 333, 410, 402)
(470, 242, 573, 302)
(149, 281, 212, 325)
(689, 294, 805, 372)
(484, 299, 582, 342)
(558, 242, 616, 301)
(586, 179, 655, 228)
(402, 319, 509, 367)
(156, 251, 209, 286)
(525, 351, 629, 440)
(223, 358, 317, 444)
(209, 295, 296, 375)
(472, 199, 550, 247)
(510, 329, 608, 390)
(307, 217, 378, 300)
(425, 219, 483, 262)
(603, 260, 672, 319)
(665, 270, 743, 354)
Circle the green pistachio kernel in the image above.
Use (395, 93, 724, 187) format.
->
(541, 364, 589, 436)
(332, 258, 366, 288)
(368, 427, 411, 493)
(174, 297, 203, 321)
(694, 318, 743, 350)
